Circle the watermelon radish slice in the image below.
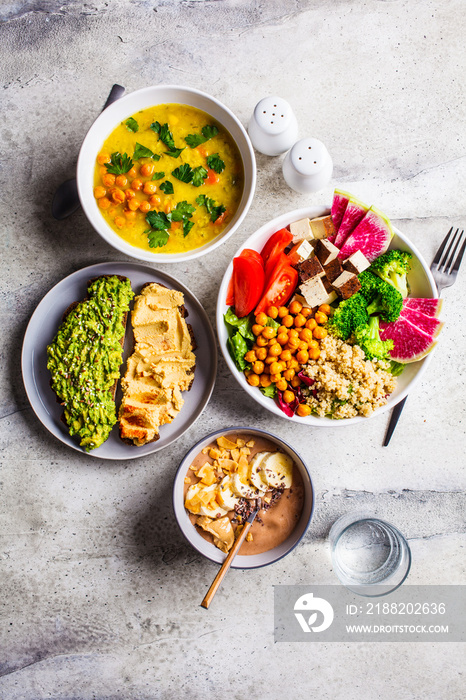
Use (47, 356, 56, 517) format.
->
(379, 314, 442, 363)
(400, 307, 443, 337)
(330, 188, 351, 240)
(337, 206, 393, 262)
(402, 297, 443, 317)
(333, 196, 369, 248)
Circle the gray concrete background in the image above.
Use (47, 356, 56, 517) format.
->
(1, 1, 465, 698)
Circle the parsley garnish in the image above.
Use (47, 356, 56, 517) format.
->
(160, 181, 174, 195)
(105, 152, 133, 175)
(151, 171, 165, 181)
(152, 153, 161, 161)
(133, 143, 155, 160)
(150, 121, 184, 158)
(206, 153, 225, 173)
(148, 230, 170, 248)
(192, 166, 208, 187)
(196, 194, 226, 222)
(125, 117, 139, 132)
(185, 124, 219, 148)
(145, 201, 196, 248)
(172, 163, 193, 183)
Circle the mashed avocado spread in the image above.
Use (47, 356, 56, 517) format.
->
(47, 276, 134, 451)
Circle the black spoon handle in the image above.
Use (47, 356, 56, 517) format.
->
(383, 396, 408, 446)
(102, 84, 125, 112)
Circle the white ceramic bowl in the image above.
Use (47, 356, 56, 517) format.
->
(216, 205, 438, 426)
(77, 85, 256, 263)
(173, 427, 314, 569)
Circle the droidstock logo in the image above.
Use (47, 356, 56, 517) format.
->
(294, 592, 335, 633)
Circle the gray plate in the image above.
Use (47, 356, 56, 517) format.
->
(21, 262, 217, 459)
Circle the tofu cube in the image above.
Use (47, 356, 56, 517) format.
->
(309, 215, 336, 240)
(332, 271, 361, 300)
(287, 239, 314, 266)
(300, 277, 335, 308)
(343, 250, 371, 275)
(323, 258, 344, 283)
(290, 218, 314, 244)
(321, 277, 338, 303)
(296, 255, 325, 284)
(314, 238, 340, 266)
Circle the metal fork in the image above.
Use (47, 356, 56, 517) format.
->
(383, 226, 465, 446)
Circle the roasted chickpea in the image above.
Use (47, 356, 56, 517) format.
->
(318, 304, 332, 315)
(308, 339, 319, 349)
(252, 361, 264, 375)
(282, 314, 294, 328)
(143, 181, 157, 195)
(131, 178, 143, 191)
(124, 210, 136, 220)
(280, 349, 292, 362)
(278, 306, 289, 318)
(149, 195, 161, 206)
(256, 335, 268, 347)
(288, 359, 300, 370)
(308, 346, 321, 360)
(115, 175, 128, 187)
(296, 349, 309, 364)
(270, 361, 282, 376)
(289, 300, 303, 315)
(267, 305, 279, 319)
(110, 188, 125, 204)
(298, 340, 308, 351)
(315, 311, 328, 325)
(256, 347, 267, 361)
(283, 368, 295, 382)
(291, 375, 301, 388)
(244, 350, 256, 363)
(293, 313, 306, 328)
(127, 198, 140, 211)
(283, 390, 295, 404)
(102, 173, 116, 188)
(278, 325, 288, 335)
(301, 306, 313, 318)
(287, 336, 300, 349)
(252, 324, 264, 336)
(139, 200, 151, 214)
(299, 328, 314, 343)
(127, 166, 137, 179)
(269, 373, 282, 383)
(268, 343, 282, 357)
(247, 373, 260, 387)
(114, 216, 125, 229)
(94, 186, 107, 199)
(260, 374, 272, 388)
(97, 197, 111, 210)
(97, 152, 111, 165)
(255, 312, 268, 326)
(275, 379, 288, 391)
(288, 328, 299, 338)
(261, 326, 276, 340)
(125, 188, 136, 200)
(264, 355, 276, 365)
(277, 332, 289, 346)
(305, 318, 318, 331)
(140, 163, 155, 177)
(313, 326, 328, 340)
(296, 404, 312, 417)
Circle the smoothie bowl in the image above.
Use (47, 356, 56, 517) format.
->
(173, 427, 314, 568)
(77, 85, 256, 262)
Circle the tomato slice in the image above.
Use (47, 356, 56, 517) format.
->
(233, 256, 265, 318)
(254, 262, 298, 315)
(260, 228, 292, 273)
(226, 249, 264, 307)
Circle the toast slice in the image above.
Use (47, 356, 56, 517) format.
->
(47, 275, 134, 451)
(119, 282, 196, 446)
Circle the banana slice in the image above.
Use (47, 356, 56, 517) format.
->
(185, 483, 229, 518)
(259, 451, 293, 489)
(231, 472, 261, 500)
(248, 452, 271, 492)
(217, 476, 241, 510)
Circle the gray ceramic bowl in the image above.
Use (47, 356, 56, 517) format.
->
(173, 426, 314, 569)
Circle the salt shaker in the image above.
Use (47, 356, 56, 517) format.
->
(282, 137, 333, 194)
(248, 96, 298, 156)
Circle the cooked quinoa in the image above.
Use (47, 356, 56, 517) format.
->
(302, 335, 397, 419)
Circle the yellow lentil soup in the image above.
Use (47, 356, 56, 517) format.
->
(93, 104, 244, 254)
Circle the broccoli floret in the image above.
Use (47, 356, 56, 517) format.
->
(369, 249, 412, 298)
(353, 315, 394, 361)
(327, 292, 369, 340)
(358, 270, 403, 322)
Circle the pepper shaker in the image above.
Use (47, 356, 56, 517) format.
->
(248, 96, 298, 156)
(282, 137, 333, 194)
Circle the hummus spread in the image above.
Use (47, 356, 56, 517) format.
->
(119, 283, 196, 445)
